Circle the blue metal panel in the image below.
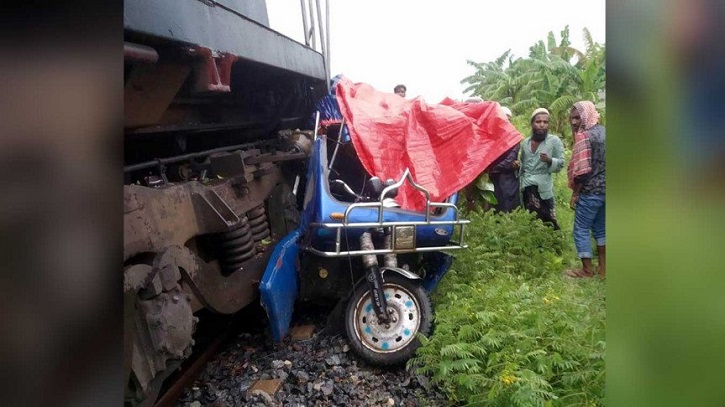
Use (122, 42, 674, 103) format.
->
(421, 252, 455, 292)
(260, 229, 302, 342)
(300, 136, 320, 230)
(124, 0, 325, 80)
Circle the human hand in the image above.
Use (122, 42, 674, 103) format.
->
(512, 160, 520, 170)
(570, 193, 579, 209)
(539, 153, 552, 164)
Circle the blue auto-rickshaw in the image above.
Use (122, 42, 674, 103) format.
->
(259, 113, 469, 365)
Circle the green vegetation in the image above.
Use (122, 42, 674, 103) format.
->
(462, 26, 605, 143)
(413, 171, 605, 406)
(409, 26, 606, 406)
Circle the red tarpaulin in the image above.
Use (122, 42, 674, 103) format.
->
(335, 77, 523, 211)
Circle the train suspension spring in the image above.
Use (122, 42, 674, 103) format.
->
(218, 216, 255, 274)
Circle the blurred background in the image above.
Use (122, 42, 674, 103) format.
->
(0, 2, 121, 406)
(0, 1, 723, 406)
(607, 0, 725, 405)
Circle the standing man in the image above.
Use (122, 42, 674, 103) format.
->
(393, 84, 406, 98)
(566, 101, 606, 278)
(519, 108, 565, 229)
(486, 106, 521, 213)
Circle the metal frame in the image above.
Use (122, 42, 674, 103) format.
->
(306, 168, 470, 258)
(124, 0, 326, 80)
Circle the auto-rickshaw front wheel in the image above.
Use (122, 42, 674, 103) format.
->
(344, 274, 432, 365)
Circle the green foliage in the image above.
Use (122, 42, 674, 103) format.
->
(411, 165, 605, 406)
(475, 173, 497, 206)
(462, 26, 606, 144)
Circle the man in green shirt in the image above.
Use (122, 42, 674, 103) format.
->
(519, 108, 565, 230)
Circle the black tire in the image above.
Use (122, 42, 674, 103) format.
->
(344, 274, 432, 366)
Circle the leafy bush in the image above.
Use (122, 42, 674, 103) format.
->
(412, 183, 605, 406)
(454, 209, 571, 280)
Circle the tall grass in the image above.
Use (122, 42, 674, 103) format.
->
(412, 155, 606, 406)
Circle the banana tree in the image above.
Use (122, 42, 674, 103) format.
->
(461, 25, 605, 144)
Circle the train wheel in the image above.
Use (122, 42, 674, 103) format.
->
(344, 274, 432, 366)
(124, 259, 196, 407)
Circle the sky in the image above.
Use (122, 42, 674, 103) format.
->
(265, 0, 605, 103)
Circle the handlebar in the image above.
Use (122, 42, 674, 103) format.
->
(331, 178, 399, 205)
(330, 179, 364, 201)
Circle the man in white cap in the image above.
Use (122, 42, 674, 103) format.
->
(518, 107, 565, 229)
(485, 106, 521, 212)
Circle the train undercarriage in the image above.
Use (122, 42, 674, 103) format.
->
(123, 1, 328, 404)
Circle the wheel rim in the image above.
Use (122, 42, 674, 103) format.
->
(352, 283, 421, 353)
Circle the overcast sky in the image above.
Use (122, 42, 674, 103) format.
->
(265, 0, 605, 103)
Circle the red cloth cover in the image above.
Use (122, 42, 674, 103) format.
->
(335, 77, 523, 211)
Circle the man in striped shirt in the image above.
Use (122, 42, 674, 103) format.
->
(566, 101, 606, 278)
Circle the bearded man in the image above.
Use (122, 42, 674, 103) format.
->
(518, 108, 565, 229)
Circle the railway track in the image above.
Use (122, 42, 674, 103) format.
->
(153, 324, 233, 407)
(150, 303, 449, 406)
(151, 306, 263, 407)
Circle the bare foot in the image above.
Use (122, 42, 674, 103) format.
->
(565, 269, 595, 278)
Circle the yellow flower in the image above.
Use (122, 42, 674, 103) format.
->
(553, 295, 560, 301)
(543, 297, 551, 305)
(500, 374, 517, 385)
